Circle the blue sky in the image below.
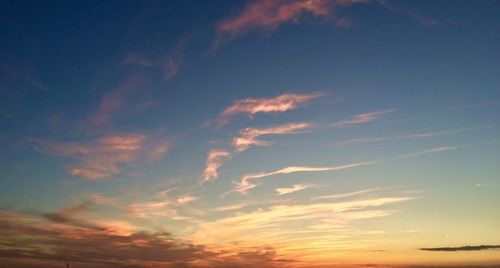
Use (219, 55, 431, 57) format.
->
(0, 0, 499, 267)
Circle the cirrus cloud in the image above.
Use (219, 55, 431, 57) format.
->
(35, 133, 170, 180)
(233, 122, 314, 152)
(231, 161, 379, 194)
(213, 92, 324, 126)
(215, 0, 367, 46)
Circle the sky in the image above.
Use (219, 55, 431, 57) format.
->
(0, 0, 499, 267)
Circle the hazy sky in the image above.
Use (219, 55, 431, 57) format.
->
(1, 0, 499, 267)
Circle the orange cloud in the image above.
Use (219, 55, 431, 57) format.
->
(232, 161, 379, 194)
(36, 133, 170, 180)
(233, 122, 313, 152)
(214, 92, 324, 125)
(191, 194, 413, 261)
(0, 207, 210, 267)
(216, 0, 366, 45)
(203, 149, 233, 182)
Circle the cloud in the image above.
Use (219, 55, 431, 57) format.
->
(231, 161, 379, 194)
(36, 133, 170, 180)
(1, 64, 49, 92)
(203, 149, 233, 182)
(215, 0, 367, 46)
(311, 188, 381, 201)
(122, 35, 191, 83)
(449, 100, 500, 110)
(126, 200, 187, 220)
(88, 73, 152, 126)
(204, 122, 313, 182)
(213, 92, 324, 125)
(123, 49, 181, 83)
(398, 146, 457, 158)
(336, 124, 496, 145)
(332, 109, 395, 128)
(377, 0, 441, 26)
(275, 184, 316, 195)
(420, 245, 500, 252)
(177, 195, 199, 205)
(0, 206, 290, 267)
(233, 122, 313, 152)
(0, 209, 205, 267)
(191, 194, 413, 259)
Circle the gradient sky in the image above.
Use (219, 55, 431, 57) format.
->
(1, 0, 499, 267)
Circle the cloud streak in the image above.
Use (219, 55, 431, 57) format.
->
(214, 92, 324, 125)
(311, 188, 381, 201)
(420, 245, 500, 252)
(275, 184, 316, 195)
(336, 124, 496, 145)
(232, 161, 379, 194)
(36, 133, 170, 180)
(332, 109, 396, 128)
(233, 122, 313, 152)
(191, 194, 414, 260)
(215, 0, 367, 46)
(398, 146, 457, 159)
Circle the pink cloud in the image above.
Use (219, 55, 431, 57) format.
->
(216, 0, 367, 45)
(203, 149, 232, 182)
(88, 74, 150, 126)
(37, 133, 170, 180)
(233, 122, 313, 152)
(214, 92, 324, 125)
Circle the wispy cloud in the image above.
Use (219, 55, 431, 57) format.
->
(398, 146, 457, 158)
(88, 73, 152, 126)
(203, 149, 233, 182)
(215, 0, 367, 47)
(191, 194, 413, 259)
(336, 124, 496, 145)
(234, 122, 314, 152)
(420, 245, 500, 252)
(377, 0, 441, 26)
(231, 161, 379, 194)
(449, 100, 500, 110)
(204, 122, 313, 182)
(213, 92, 324, 126)
(177, 195, 199, 205)
(126, 200, 187, 220)
(332, 109, 396, 128)
(123, 34, 191, 82)
(311, 188, 381, 201)
(36, 133, 170, 180)
(1, 64, 49, 92)
(275, 184, 316, 195)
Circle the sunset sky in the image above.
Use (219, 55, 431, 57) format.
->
(1, 0, 499, 267)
